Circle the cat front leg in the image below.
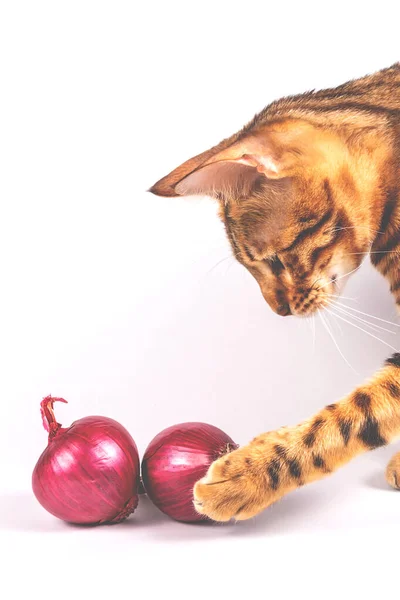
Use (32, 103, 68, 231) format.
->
(194, 353, 400, 521)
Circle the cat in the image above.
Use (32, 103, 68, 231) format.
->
(150, 63, 400, 521)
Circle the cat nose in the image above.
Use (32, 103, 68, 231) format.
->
(276, 303, 292, 316)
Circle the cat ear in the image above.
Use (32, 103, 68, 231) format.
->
(149, 121, 314, 199)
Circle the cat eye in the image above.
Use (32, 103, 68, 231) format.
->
(265, 255, 285, 275)
(299, 213, 318, 224)
(265, 255, 284, 267)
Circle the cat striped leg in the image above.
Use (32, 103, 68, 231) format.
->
(194, 353, 400, 522)
(370, 201, 400, 487)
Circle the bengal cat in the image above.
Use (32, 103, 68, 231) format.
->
(150, 63, 400, 521)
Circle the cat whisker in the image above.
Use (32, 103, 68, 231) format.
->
(325, 293, 359, 302)
(319, 311, 357, 373)
(332, 301, 400, 328)
(304, 316, 315, 348)
(311, 277, 322, 291)
(329, 303, 396, 335)
(205, 255, 232, 276)
(187, 244, 232, 270)
(318, 264, 363, 290)
(224, 257, 236, 276)
(326, 225, 384, 236)
(325, 306, 343, 336)
(311, 314, 316, 353)
(324, 308, 398, 352)
(305, 316, 313, 334)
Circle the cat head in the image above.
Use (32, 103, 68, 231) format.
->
(150, 118, 374, 316)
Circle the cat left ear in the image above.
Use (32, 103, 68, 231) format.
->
(149, 121, 312, 199)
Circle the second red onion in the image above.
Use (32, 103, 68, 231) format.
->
(141, 422, 238, 522)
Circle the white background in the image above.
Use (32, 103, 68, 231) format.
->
(1, 1, 400, 598)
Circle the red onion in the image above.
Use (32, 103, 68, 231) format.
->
(32, 396, 140, 525)
(141, 422, 238, 522)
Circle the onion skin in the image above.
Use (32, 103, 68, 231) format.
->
(32, 396, 140, 525)
(142, 422, 238, 523)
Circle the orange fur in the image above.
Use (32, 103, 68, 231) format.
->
(150, 64, 400, 521)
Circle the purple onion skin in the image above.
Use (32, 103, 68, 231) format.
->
(142, 422, 238, 523)
(32, 398, 140, 525)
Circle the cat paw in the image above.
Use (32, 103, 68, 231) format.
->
(386, 453, 400, 490)
(193, 441, 288, 522)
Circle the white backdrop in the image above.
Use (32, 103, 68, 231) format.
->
(1, 2, 400, 598)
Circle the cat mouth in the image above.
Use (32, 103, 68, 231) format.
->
(291, 299, 330, 317)
(288, 281, 337, 317)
